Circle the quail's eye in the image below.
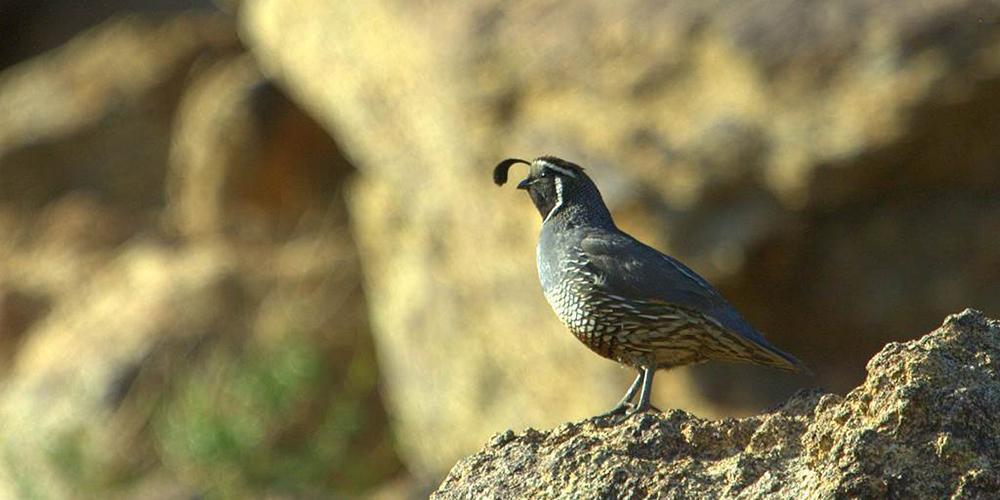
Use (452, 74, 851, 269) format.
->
(539, 170, 549, 177)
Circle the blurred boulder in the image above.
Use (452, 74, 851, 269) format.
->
(0, 13, 239, 212)
(240, 0, 1000, 479)
(0, 228, 396, 497)
(0, 10, 398, 498)
(0, 0, 216, 69)
(0, 242, 239, 499)
(0, 12, 241, 369)
(0, 286, 49, 370)
(165, 54, 347, 239)
(434, 309, 1000, 498)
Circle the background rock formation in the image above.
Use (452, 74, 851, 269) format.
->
(0, 0, 998, 496)
(239, 0, 1000, 478)
(0, 9, 397, 499)
(434, 309, 1000, 498)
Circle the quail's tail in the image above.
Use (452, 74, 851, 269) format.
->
(757, 343, 813, 375)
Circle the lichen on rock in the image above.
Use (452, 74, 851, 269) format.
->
(433, 309, 1000, 498)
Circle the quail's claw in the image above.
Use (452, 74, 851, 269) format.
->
(625, 403, 663, 416)
(598, 402, 632, 418)
(626, 401, 649, 416)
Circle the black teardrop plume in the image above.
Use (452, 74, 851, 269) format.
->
(493, 158, 531, 186)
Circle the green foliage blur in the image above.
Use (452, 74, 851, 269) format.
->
(40, 332, 400, 499)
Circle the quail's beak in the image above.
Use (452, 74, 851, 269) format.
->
(516, 178, 533, 190)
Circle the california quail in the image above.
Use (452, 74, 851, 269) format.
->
(494, 156, 808, 415)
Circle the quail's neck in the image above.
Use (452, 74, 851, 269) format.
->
(536, 197, 615, 296)
(543, 199, 616, 233)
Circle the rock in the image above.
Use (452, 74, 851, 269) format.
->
(0, 0, 216, 69)
(0, 242, 239, 499)
(0, 14, 239, 315)
(165, 54, 351, 238)
(0, 13, 239, 211)
(240, 0, 1000, 478)
(0, 286, 49, 369)
(0, 11, 397, 497)
(433, 309, 1000, 498)
(0, 227, 396, 498)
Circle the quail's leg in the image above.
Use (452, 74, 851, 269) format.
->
(599, 371, 643, 417)
(628, 366, 656, 414)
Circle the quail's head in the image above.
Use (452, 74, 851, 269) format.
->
(493, 156, 605, 223)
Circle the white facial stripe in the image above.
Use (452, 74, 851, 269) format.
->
(542, 176, 564, 225)
(536, 159, 577, 178)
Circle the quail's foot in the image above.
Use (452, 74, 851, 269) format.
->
(626, 403, 663, 416)
(598, 402, 632, 418)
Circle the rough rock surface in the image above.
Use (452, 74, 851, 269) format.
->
(240, 0, 1000, 477)
(434, 309, 1000, 498)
